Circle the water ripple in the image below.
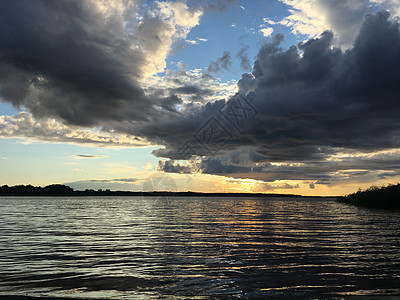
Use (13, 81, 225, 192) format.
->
(0, 196, 399, 299)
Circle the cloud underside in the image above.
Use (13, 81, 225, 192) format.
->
(0, 112, 148, 147)
(1, 1, 400, 187)
(155, 11, 400, 186)
(0, 0, 207, 127)
(158, 148, 400, 185)
(75, 155, 108, 159)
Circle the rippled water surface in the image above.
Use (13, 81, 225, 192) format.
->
(0, 196, 400, 299)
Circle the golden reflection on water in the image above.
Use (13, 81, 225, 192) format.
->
(0, 196, 399, 298)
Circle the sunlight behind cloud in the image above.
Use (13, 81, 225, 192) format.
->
(0, 113, 151, 147)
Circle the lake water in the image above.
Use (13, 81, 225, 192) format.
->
(0, 196, 399, 299)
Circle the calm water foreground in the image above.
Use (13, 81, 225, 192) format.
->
(0, 196, 399, 299)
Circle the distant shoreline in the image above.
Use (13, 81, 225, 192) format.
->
(0, 184, 336, 198)
(0, 192, 335, 198)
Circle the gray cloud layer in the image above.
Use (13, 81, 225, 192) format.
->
(0, 0, 180, 127)
(155, 11, 400, 184)
(154, 11, 400, 159)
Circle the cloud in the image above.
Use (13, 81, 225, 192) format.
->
(158, 147, 400, 187)
(0, 0, 201, 128)
(144, 163, 153, 170)
(88, 178, 139, 183)
(158, 160, 193, 174)
(101, 163, 135, 175)
(74, 155, 108, 159)
(153, 13, 400, 166)
(258, 182, 300, 191)
(0, 0, 240, 150)
(259, 27, 274, 37)
(184, 37, 208, 45)
(192, 0, 238, 12)
(236, 45, 251, 71)
(2, 2, 400, 188)
(151, 11, 400, 186)
(65, 177, 141, 191)
(0, 0, 145, 126)
(139, 1, 203, 75)
(185, 39, 198, 45)
(144, 64, 237, 104)
(207, 51, 233, 73)
(263, 18, 277, 25)
(242, 11, 400, 161)
(370, 0, 400, 17)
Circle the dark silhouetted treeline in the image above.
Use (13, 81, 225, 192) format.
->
(0, 184, 74, 196)
(337, 183, 400, 209)
(0, 184, 304, 197)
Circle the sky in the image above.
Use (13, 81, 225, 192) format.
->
(1, 0, 400, 196)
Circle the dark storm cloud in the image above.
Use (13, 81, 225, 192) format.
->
(75, 155, 107, 159)
(207, 51, 233, 73)
(244, 11, 400, 159)
(153, 11, 400, 183)
(158, 146, 400, 184)
(158, 160, 192, 174)
(190, 0, 238, 12)
(179, 12, 400, 157)
(2, 3, 400, 185)
(237, 73, 257, 95)
(0, 0, 177, 127)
